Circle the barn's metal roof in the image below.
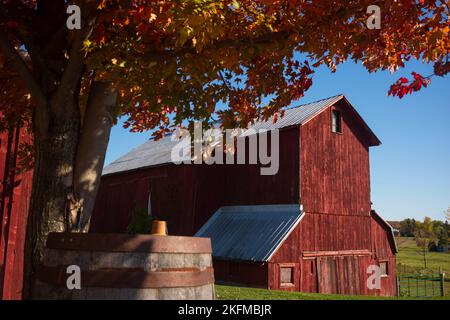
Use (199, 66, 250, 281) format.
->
(103, 94, 380, 175)
(194, 205, 304, 262)
(103, 95, 344, 175)
(102, 135, 185, 175)
(251, 94, 343, 131)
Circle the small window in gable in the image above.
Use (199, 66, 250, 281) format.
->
(332, 109, 342, 133)
(379, 261, 388, 276)
(280, 267, 294, 287)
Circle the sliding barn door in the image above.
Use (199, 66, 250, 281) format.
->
(301, 258, 318, 293)
(317, 256, 339, 294)
(317, 255, 363, 295)
(339, 256, 362, 295)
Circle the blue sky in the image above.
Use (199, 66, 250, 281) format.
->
(105, 59, 450, 222)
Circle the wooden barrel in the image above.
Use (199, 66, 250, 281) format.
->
(35, 232, 215, 300)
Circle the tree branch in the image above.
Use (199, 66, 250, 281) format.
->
(218, 69, 234, 93)
(0, 0, 34, 27)
(54, 4, 97, 114)
(0, 2, 55, 86)
(0, 30, 47, 111)
(143, 30, 292, 61)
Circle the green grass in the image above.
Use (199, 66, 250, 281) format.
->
(396, 237, 449, 275)
(215, 237, 450, 300)
(215, 285, 448, 300)
(395, 237, 450, 297)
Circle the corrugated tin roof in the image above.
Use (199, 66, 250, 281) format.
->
(102, 136, 187, 175)
(103, 94, 345, 175)
(251, 94, 343, 131)
(194, 205, 303, 262)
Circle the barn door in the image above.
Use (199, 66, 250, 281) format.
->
(301, 258, 318, 293)
(317, 256, 339, 294)
(317, 255, 363, 295)
(338, 255, 361, 295)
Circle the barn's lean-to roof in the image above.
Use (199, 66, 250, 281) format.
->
(371, 210, 398, 253)
(103, 94, 380, 175)
(194, 205, 304, 262)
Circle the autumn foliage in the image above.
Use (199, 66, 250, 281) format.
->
(388, 72, 431, 98)
(1, 0, 448, 137)
(0, 0, 449, 297)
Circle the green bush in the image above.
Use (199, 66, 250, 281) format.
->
(127, 203, 155, 234)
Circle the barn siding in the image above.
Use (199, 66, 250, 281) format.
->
(213, 260, 268, 288)
(223, 128, 299, 206)
(370, 213, 397, 296)
(91, 128, 299, 235)
(269, 212, 396, 296)
(0, 126, 33, 300)
(270, 212, 372, 262)
(238, 105, 396, 296)
(300, 102, 371, 215)
(91, 164, 203, 235)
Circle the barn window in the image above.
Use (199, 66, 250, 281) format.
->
(379, 261, 388, 276)
(280, 267, 294, 286)
(331, 109, 342, 133)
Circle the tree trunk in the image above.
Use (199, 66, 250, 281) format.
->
(72, 81, 117, 232)
(22, 81, 117, 298)
(2, 2, 102, 299)
(24, 108, 81, 298)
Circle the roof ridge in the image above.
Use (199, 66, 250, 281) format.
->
(285, 94, 344, 111)
(146, 94, 344, 141)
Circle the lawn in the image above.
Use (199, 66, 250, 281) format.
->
(215, 285, 447, 300)
(395, 237, 450, 297)
(395, 237, 449, 275)
(215, 237, 450, 300)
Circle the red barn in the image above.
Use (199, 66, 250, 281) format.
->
(91, 95, 397, 296)
(0, 125, 33, 300)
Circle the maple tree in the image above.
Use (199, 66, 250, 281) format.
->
(0, 0, 448, 297)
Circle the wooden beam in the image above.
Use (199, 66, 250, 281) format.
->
(302, 250, 371, 257)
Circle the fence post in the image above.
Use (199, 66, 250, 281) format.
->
(416, 275, 419, 296)
(424, 274, 427, 296)
(396, 276, 400, 297)
(440, 272, 445, 297)
(407, 276, 410, 296)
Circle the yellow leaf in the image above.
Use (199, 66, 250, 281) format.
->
(83, 39, 92, 48)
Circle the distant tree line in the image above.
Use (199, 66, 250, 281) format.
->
(399, 216, 449, 251)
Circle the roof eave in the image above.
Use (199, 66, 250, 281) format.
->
(340, 96, 382, 147)
(371, 210, 398, 254)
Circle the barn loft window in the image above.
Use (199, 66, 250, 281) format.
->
(331, 109, 342, 133)
(280, 267, 294, 287)
(379, 261, 388, 276)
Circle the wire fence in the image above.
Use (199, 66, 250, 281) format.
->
(397, 273, 445, 297)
